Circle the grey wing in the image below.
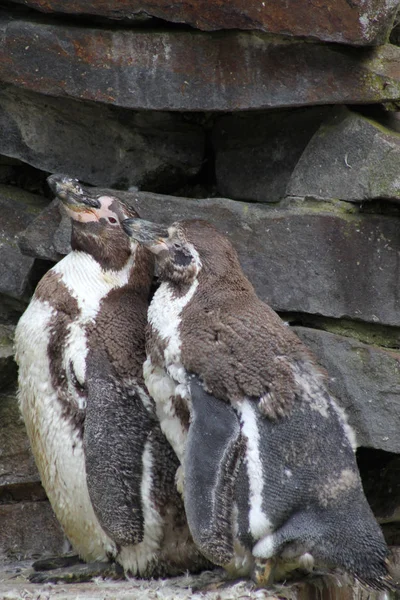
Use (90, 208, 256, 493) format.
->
(184, 375, 246, 565)
(84, 350, 156, 546)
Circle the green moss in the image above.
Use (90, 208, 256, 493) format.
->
(0, 325, 15, 349)
(283, 313, 400, 349)
(0, 337, 13, 349)
(323, 319, 400, 348)
(360, 69, 400, 109)
(0, 184, 48, 215)
(287, 197, 360, 220)
(361, 114, 400, 138)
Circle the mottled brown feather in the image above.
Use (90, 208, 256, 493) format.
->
(35, 270, 85, 432)
(176, 220, 325, 419)
(86, 246, 154, 385)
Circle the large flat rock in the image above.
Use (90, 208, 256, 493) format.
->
(287, 108, 400, 203)
(9, 0, 399, 45)
(1, 18, 400, 111)
(19, 189, 400, 327)
(0, 86, 205, 190)
(293, 327, 400, 455)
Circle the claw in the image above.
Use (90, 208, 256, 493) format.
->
(253, 558, 276, 587)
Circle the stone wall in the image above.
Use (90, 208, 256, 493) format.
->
(0, 0, 400, 578)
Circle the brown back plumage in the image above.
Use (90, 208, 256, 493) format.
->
(177, 220, 321, 418)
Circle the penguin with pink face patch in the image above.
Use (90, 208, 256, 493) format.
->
(15, 175, 210, 582)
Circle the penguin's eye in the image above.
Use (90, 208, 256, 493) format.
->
(174, 249, 192, 266)
(173, 242, 182, 249)
(108, 217, 118, 224)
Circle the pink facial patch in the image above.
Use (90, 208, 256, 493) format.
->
(97, 196, 125, 222)
(63, 205, 98, 223)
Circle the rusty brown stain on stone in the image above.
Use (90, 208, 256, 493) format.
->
(1, 21, 400, 111)
(9, 0, 399, 45)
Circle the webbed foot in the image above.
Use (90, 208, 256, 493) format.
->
(253, 558, 276, 587)
(32, 554, 82, 571)
(29, 560, 123, 583)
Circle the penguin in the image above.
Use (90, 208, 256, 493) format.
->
(14, 177, 210, 581)
(121, 216, 395, 591)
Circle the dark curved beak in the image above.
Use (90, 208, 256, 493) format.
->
(122, 218, 169, 248)
(47, 174, 101, 209)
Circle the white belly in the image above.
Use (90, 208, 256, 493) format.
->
(143, 357, 189, 464)
(15, 298, 116, 562)
(145, 281, 198, 465)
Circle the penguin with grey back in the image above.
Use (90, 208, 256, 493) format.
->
(122, 216, 395, 591)
(15, 177, 210, 582)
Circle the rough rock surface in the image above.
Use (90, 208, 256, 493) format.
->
(0, 390, 39, 490)
(0, 86, 205, 191)
(212, 107, 332, 203)
(0, 325, 17, 390)
(293, 327, 400, 455)
(1, 18, 400, 111)
(9, 0, 400, 45)
(0, 502, 66, 561)
(18, 200, 65, 262)
(0, 184, 48, 302)
(287, 108, 400, 203)
(0, 385, 66, 561)
(360, 452, 400, 524)
(20, 190, 400, 327)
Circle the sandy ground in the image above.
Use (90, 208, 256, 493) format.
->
(1, 559, 398, 600)
(0, 561, 280, 600)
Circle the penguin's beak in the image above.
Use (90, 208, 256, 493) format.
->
(47, 174, 101, 209)
(122, 218, 170, 253)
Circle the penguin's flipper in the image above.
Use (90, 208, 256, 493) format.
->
(184, 376, 246, 565)
(84, 351, 156, 546)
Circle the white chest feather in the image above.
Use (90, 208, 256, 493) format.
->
(15, 297, 116, 562)
(54, 250, 133, 310)
(147, 280, 198, 377)
(232, 399, 272, 541)
(145, 281, 198, 463)
(54, 251, 135, 402)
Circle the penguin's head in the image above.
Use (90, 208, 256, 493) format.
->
(48, 174, 143, 270)
(122, 217, 252, 289)
(122, 217, 200, 284)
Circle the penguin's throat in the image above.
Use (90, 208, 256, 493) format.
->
(54, 250, 136, 310)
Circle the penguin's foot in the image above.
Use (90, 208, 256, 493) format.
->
(253, 558, 276, 587)
(253, 554, 318, 588)
(29, 560, 124, 584)
(32, 554, 82, 571)
(192, 576, 248, 593)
